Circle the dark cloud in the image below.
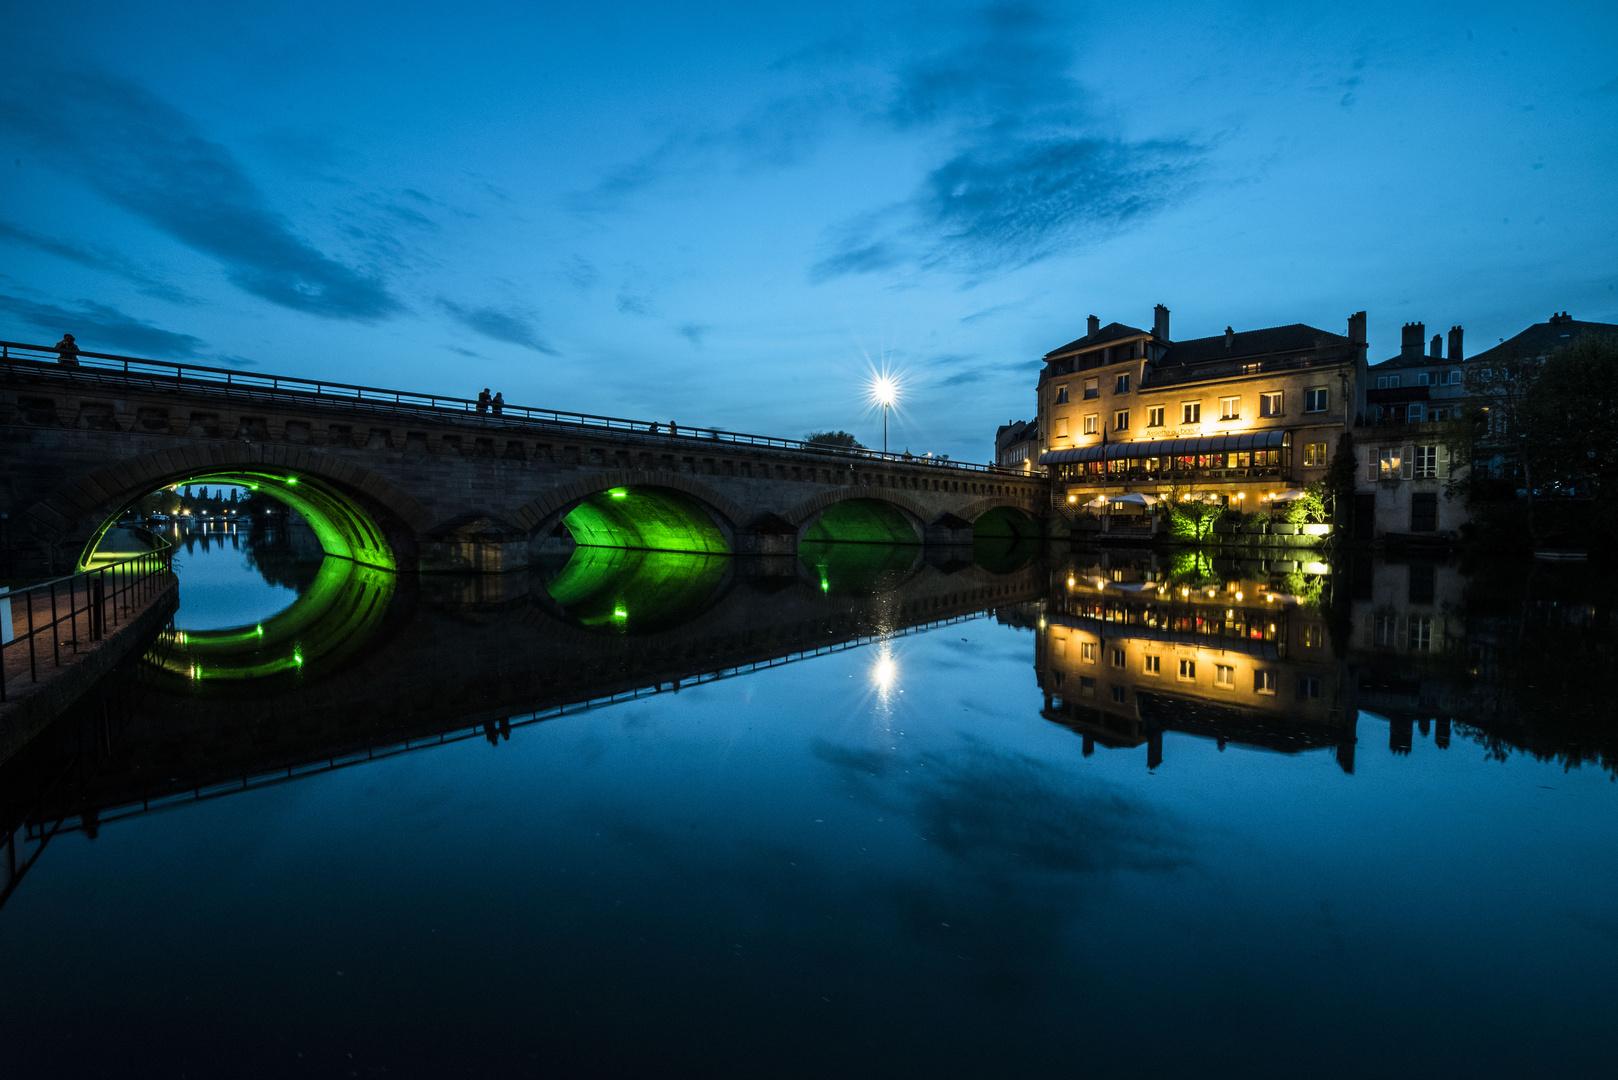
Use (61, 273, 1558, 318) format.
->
(0, 219, 196, 304)
(0, 293, 204, 357)
(808, 240, 902, 282)
(616, 291, 651, 316)
(0, 69, 399, 321)
(439, 299, 556, 354)
(938, 368, 989, 386)
(677, 322, 709, 346)
(563, 255, 599, 290)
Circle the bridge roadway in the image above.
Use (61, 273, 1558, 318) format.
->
(1, 342, 1050, 576)
(0, 554, 1047, 898)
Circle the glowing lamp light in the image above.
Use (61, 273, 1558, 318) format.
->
(1068, 494, 1077, 503)
(609, 489, 628, 498)
(1067, 576, 1076, 587)
(1235, 591, 1243, 601)
(870, 375, 899, 408)
(613, 607, 629, 620)
(1237, 492, 1246, 501)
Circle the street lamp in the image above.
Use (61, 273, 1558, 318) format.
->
(869, 374, 899, 454)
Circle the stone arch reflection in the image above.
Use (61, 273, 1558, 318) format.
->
(544, 546, 730, 633)
(799, 541, 921, 596)
(801, 499, 923, 546)
(143, 556, 397, 688)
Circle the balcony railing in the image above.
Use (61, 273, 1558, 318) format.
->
(1142, 352, 1350, 389)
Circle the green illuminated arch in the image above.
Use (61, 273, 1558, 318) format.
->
(801, 499, 921, 546)
(799, 540, 920, 596)
(545, 546, 729, 633)
(142, 556, 396, 686)
(81, 469, 395, 571)
(971, 505, 1042, 540)
(560, 487, 729, 553)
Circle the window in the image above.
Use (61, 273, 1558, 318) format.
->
(1111, 648, 1126, 668)
(1148, 406, 1165, 427)
(1377, 376, 1387, 389)
(1219, 396, 1240, 420)
(1408, 616, 1432, 651)
(1082, 414, 1098, 435)
(1417, 372, 1430, 386)
(1413, 445, 1438, 478)
(1450, 369, 1462, 385)
(1378, 447, 1401, 479)
(1081, 641, 1096, 662)
(1304, 387, 1329, 412)
(1259, 392, 1283, 417)
(1114, 410, 1129, 431)
(1182, 402, 1201, 424)
(1079, 676, 1096, 696)
(1373, 615, 1397, 646)
(1303, 625, 1324, 648)
(1144, 655, 1161, 675)
(1408, 564, 1436, 605)
(1388, 375, 1401, 388)
(1115, 373, 1130, 394)
(1410, 492, 1438, 532)
(1408, 403, 1425, 422)
(1304, 442, 1328, 466)
(1430, 405, 1453, 421)
(1083, 378, 1099, 400)
(1254, 669, 1277, 694)
(1053, 637, 1067, 658)
(1111, 684, 1127, 703)
(1055, 418, 1069, 439)
(1215, 664, 1235, 687)
(1178, 659, 1196, 680)
(1297, 675, 1321, 700)
(1055, 386, 1069, 404)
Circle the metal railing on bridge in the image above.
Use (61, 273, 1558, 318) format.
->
(2, 340, 1021, 475)
(1, 534, 175, 703)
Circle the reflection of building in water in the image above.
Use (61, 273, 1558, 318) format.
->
(1034, 549, 1355, 771)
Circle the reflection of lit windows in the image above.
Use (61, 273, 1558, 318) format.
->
(1303, 625, 1324, 648)
(1147, 406, 1165, 427)
(1215, 664, 1235, 687)
(1409, 617, 1432, 651)
(1144, 655, 1161, 674)
(1111, 648, 1125, 668)
(1182, 402, 1201, 424)
(1178, 659, 1196, 680)
(1083, 414, 1098, 435)
(1111, 684, 1127, 703)
(1298, 675, 1322, 699)
(1254, 669, 1277, 694)
(1219, 397, 1240, 420)
(1081, 641, 1096, 663)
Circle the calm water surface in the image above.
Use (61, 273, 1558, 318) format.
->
(1, 530, 1613, 1078)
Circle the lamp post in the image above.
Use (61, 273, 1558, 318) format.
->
(870, 375, 898, 455)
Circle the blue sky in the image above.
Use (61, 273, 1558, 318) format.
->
(2, 1, 1615, 460)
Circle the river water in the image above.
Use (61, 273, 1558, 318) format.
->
(1, 524, 1613, 1078)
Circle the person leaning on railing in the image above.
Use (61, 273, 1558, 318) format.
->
(54, 333, 79, 366)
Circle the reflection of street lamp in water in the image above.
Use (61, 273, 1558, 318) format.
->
(871, 643, 898, 706)
(869, 375, 899, 454)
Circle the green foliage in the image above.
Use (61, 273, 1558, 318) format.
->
(1324, 431, 1356, 524)
(1281, 482, 1330, 525)
(805, 430, 865, 449)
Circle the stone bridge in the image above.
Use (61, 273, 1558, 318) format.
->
(1, 342, 1049, 575)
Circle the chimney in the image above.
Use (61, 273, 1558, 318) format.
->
(1447, 325, 1463, 361)
(1401, 322, 1425, 360)
(1153, 304, 1170, 341)
(1087, 314, 1100, 336)
(1224, 326, 1234, 350)
(1347, 311, 1367, 345)
(1430, 334, 1442, 359)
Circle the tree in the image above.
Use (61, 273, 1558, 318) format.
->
(1522, 333, 1618, 499)
(1465, 351, 1545, 540)
(1324, 431, 1356, 529)
(805, 430, 865, 449)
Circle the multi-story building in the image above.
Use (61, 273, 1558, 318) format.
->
(1035, 306, 1367, 512)
(994, 418, 1039, 471)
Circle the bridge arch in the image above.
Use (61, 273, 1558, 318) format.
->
(512, 471, 745, 554)
(782, 488, 930, 545)
(22, 443, 431, 572)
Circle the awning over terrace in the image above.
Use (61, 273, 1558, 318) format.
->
(1040, 430, 1289, 465)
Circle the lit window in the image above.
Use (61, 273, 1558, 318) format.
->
(1114, 410, 1129, 431)
(1083, 414, 1098, 435)
(1145, 406, 1165, 427)
(1178, 659, 1196, 680)
(1055, 386, 1069, 404)
(1215, 664, 1235, 687)
(1254, 669, 1277, 694)
(1378, 447, 1401, 479)
(1259, 392, 1283, 417)
(1182, 402, 1201, 424)
(1144, 655, 1161, 674)
(1304, 442, 1328, 466)
(1056, 418, 1069, 439)
(1115, 373, 1130, 394)
(1303, 625, 1324, 648)
(1219, 397, 1240, 420)
(1304, 388, 1329, 412)
(1084, 378, 1099, 400)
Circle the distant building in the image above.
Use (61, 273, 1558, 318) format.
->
(1035, 305, 1366, 514)
(995, 419, 1039, 471)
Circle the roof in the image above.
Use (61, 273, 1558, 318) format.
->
(1372, 351, 1456, 371)
(1156, 324, 1345, 368)
(1466, 316, 1618, 367)
(1043, 321, 1148, 359)
(1041, 429, 1288, 464)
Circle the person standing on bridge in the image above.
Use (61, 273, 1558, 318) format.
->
(491, 391, 504, 416)
(54, 333, 79, 366)
(476, 388, 491, 415)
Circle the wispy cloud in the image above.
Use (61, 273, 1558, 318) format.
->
(0, 293, 204, 357)
(0, 219, 197, 304)
(0, 69, 399, 321)
(677, 322, 709, 346)
(439, 299, 556, 354)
